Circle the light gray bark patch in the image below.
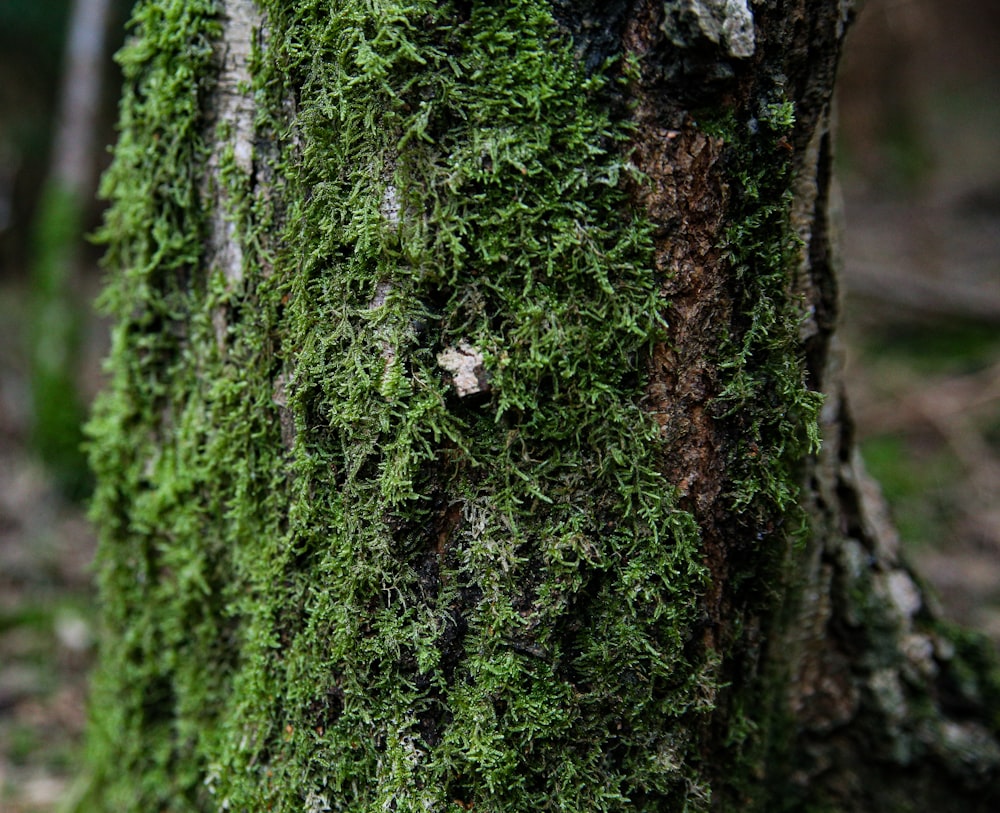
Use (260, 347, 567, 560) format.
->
(886, 570, 922, 621)
(369, 280, 394, 310)
(662, 0, 756, 58)
(437, 342, 490, 397)
(203, 0, 259, 290)
(791, 119, 826, 343)
(368, 280, 399, 393)
(270, 371, 296, 449)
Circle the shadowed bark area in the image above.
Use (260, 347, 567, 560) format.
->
(79, 1, 1000, 811)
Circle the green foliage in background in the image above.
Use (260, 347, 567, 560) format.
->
(29, 182, 91, 499)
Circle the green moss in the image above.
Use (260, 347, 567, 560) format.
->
(83, 0, 233, 808)
(84, 2, 825, 811)
(710, 101, 823, 524)
(220, 2, 711, 809)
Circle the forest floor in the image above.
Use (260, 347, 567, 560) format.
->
(0, 278, 98, 812)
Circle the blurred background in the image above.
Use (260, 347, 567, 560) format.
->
(0, 0, 998, 809)
(838, 0, 1000, 638)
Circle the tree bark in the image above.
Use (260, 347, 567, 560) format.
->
(82, 1, 1000, 811)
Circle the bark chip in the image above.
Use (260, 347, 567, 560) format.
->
(437, 342, 490, 397)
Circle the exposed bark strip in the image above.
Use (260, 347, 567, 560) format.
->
(622, 4, 736, 689)
(203, 0, 258, 291)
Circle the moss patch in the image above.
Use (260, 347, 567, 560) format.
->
(708, 100, 823, 524)
(84, 2, 825, 811)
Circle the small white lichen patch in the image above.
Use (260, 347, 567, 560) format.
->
(380, 184, 400, 226)
(901, 632, 937, 679)
(886, 570, 922, 621)
(870, 667, 908, 723)
(437, 341, 490, 397)
(665, 0, 756, 58)
(717, 0, 756, 57)
(305, 790, 331, 812)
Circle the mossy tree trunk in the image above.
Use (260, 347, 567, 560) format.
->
(83, 1, 1000, 810)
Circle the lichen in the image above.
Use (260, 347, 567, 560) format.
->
(661, 0, 756, 59)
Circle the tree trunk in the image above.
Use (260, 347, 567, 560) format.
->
(82, 1, 1000, 811)
(29, 0, 114, 497)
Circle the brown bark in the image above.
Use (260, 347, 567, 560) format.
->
(613, 1, 1000, 808)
